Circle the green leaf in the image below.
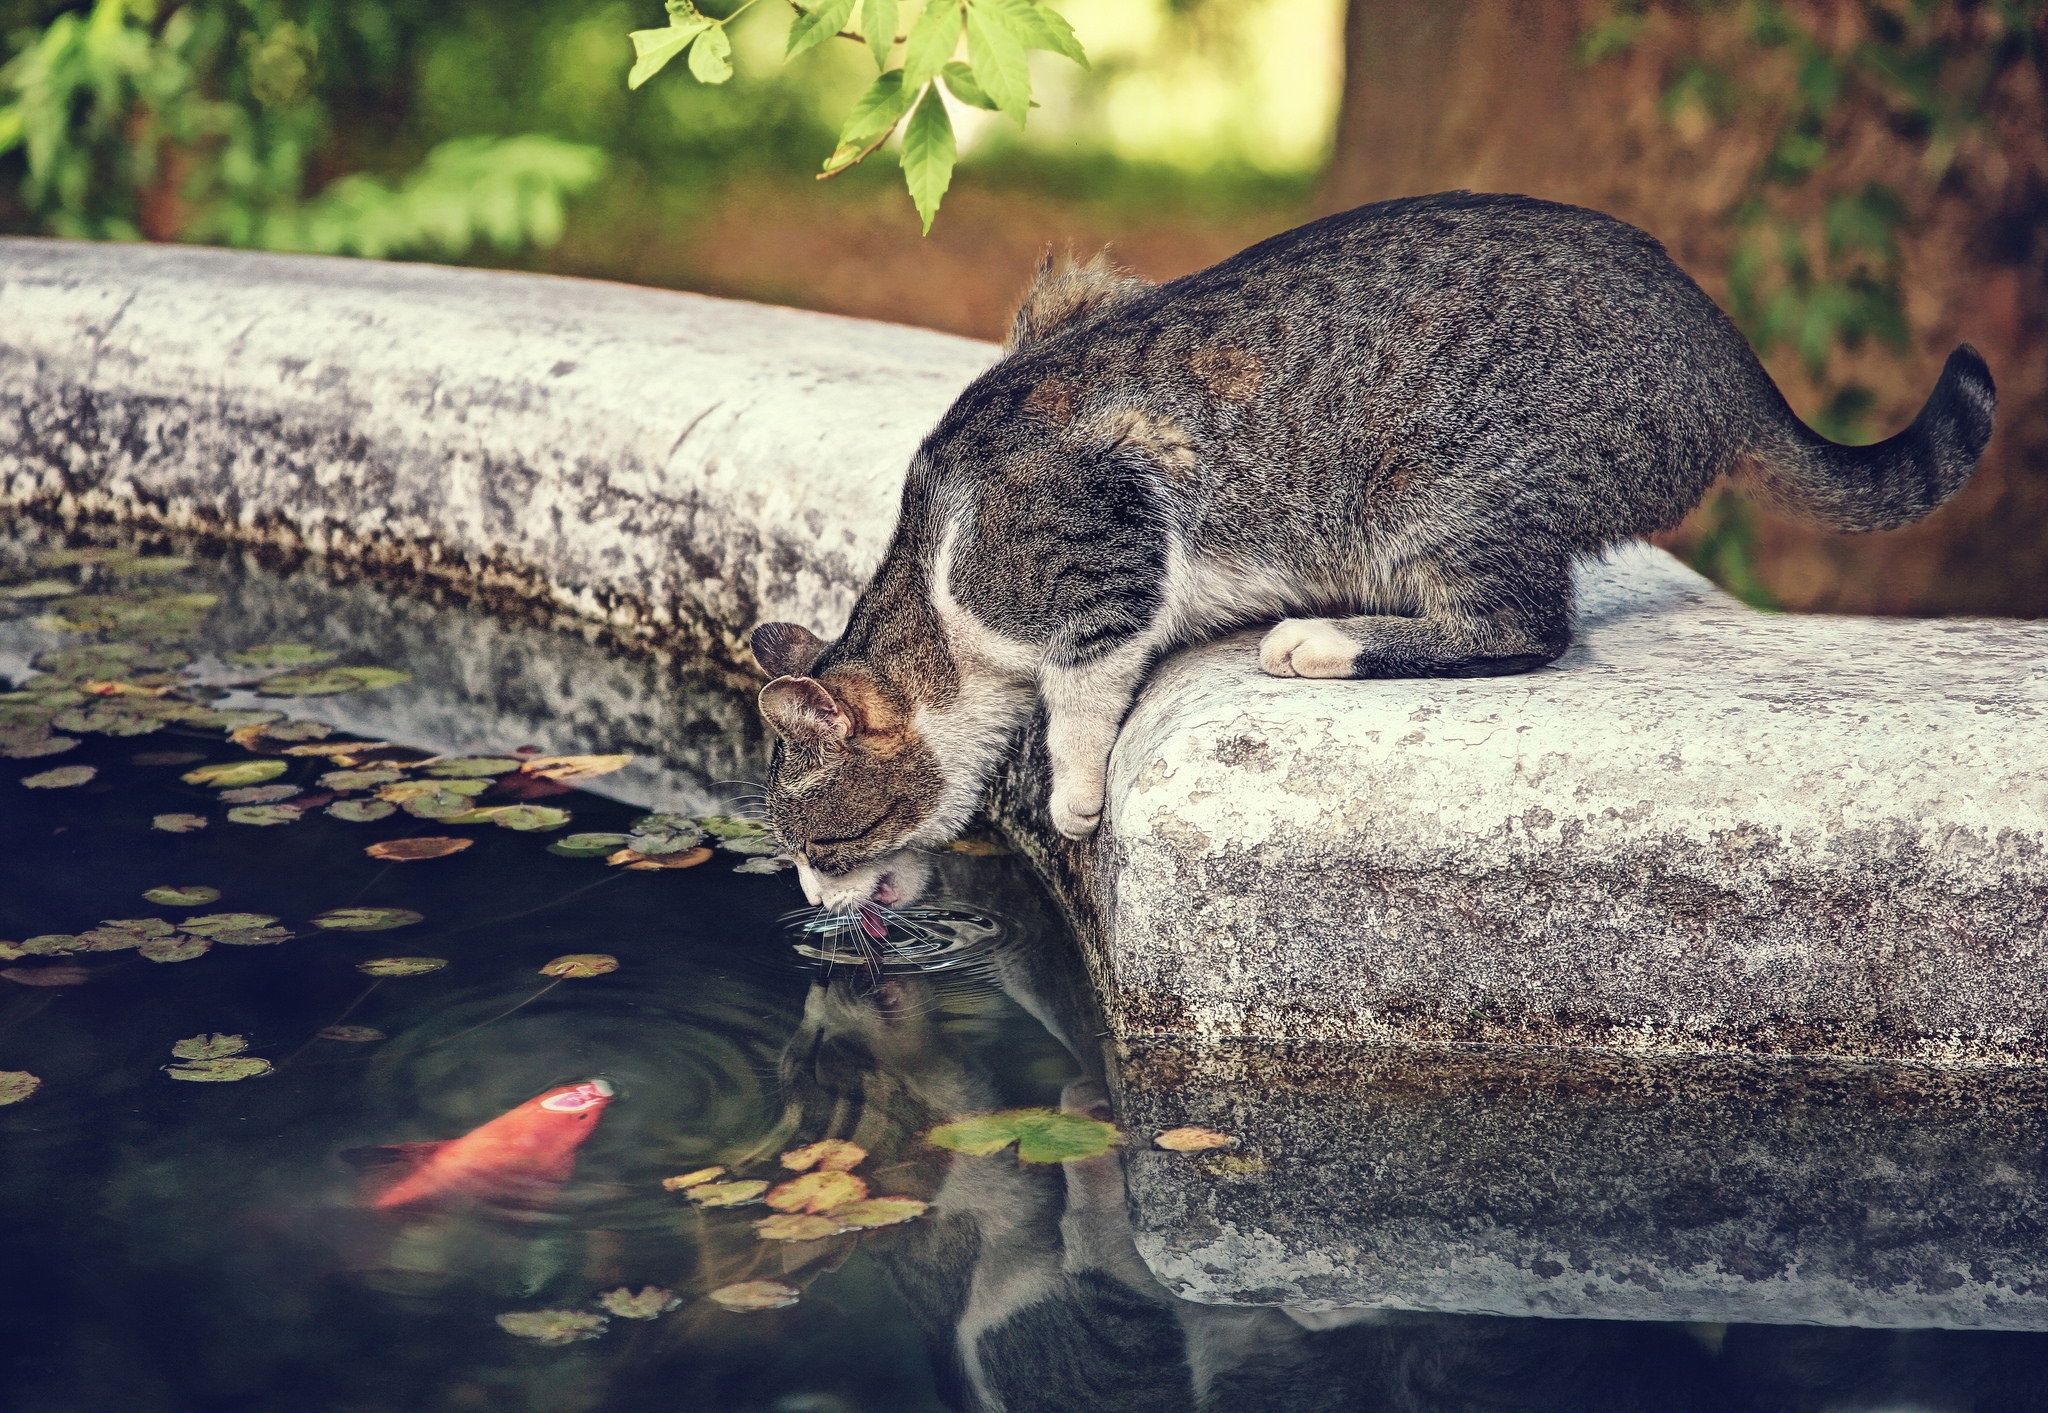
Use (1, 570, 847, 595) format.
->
(902, 85, 954, 232)
(228, 805, 301, 826)
(152, 813, 208, 833)
(355, 955, 445, 976)
(628, 814, 707, 854)
(940, 60, 999, 109)
(225, 643, 335, 668)
(165, 1056, 273, 1082)
(326, 798, 396, 822)
(548, 832, 631, 858)
(320, 768, 405, 791)
(257, 666, 411, 697)
(139, 934, 210, 963)
(172, 1032, 248, 1060)
(688, 22, 733, 83)
(861, 0, 898, 68)
(183, 759, 288, 788)
(313, 907, 424, 932)
(448, 804, 571, 832)
(21, 765, 95, 789)
(985, 0, 1084, 65)
(143, 886, 220, 906)
(0, 579, 75, 599)
(926, 1107, 1120, 1162)
(788, 0, 857, 58)
(901, 0, 961, 91)
(182, 913, 281, 937)
(963, 2, 1029, 124)
(628, 18, 712, 90)
(697, 815, 772, 840)
(827, 70, 916, 171)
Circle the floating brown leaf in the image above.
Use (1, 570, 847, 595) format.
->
(596, 1286, 679, 1320)
(1153, 1127, 1237, 1153)
(779, 1139, 867, 1174)
(519, 754, 631, 782)
(494, 1309, 608, 1344)
(765, 1171, 868, 1215)
(661, 1167, 725, 1191)
(823, 1197, 929, 1229)
(753, 1213, 842, 1243)
(182, 760, 287, 788)
(538, 953, 618, 978)
(0, 1071, 40, 1105)
(686, 1180, 770, 1208)
(421, 757, 523, 778)
(218, 784, 301, 805)
(707, 1280, 799, 1312)
(606, 846, 712, 871)
(227, 804, 302, 826)
(22, 765, 95, 789)
(365, 837, 473, 862)
(152, 813, 208, 833)
(284, 740, 387, 757)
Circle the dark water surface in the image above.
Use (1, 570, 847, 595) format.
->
(5, 529, 2048, 1413)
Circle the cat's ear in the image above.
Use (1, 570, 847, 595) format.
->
(759, 676, 852, 750)
(751, 622, 827, 679)
(1005, 249, 1150, 353)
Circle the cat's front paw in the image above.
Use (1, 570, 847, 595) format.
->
(1049, 789, 1104, 840)
(1258, 618, 1361, 679)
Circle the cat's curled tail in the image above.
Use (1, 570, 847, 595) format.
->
(1743, 344, 1996, 532)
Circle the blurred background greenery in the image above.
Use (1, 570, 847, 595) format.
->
(0, 0, 2042, 619)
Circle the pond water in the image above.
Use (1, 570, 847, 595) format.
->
(5, 527, 2048, 1413)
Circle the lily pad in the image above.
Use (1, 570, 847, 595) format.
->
(624, 814, 704, 855)
(181, 913, 281, 937)
(697, 815, 772, 840)
(378, 779, 487, 803)
(661, 1167, 725, 1191)
(152, 813, 209, 833)
(0, 579, 75, 599)
(316, 1025, 386, 1042)
(733, 856, 795, 874)
(22, 935, 79, 955)
(212, 927, 294, 946)
(218, 784, 301, 805)
(165, 1056, 273, 1082)
(263, 720, 332, 741)
(227, 805, 302, 826)
(172, 1032, 249, 1060)
(139, 934, 211, 963)
(1153, 1126, 1237, 1153)
(926, 1108, 1122, 1164)
(520, 754, 632, 782)
(495, 1310, 607, 1345)
(142, 885, 220, 907)
(716, 834, 783, 857)
(326, 799, 396, 822)
(824, 1197, 929, 1229)
(421, 757, 523, 778)
(44, 590, 218, 637)
(538, 953, 617, 979)
(284, 740, 386, 757)
(319, 768, 404, 791)
(2, 734, 79, 759)
(257, 666, 412, 697)
(607, 846, 712, 871)
(315, 907, 423, 932)
(707, 1280, 799, 1312)
(451, 805, 570, 832)
(22, 765, 95, 789)
(355, 956, 445, 977)
(780, 1139, 867, 1173)
(52, 705, 162, 736)
(365, 837, 473, 862)
(764, 1171, 867, 1215)
(183, 759, 288, 788)
(0, 1071, 41, 1105)
(224, 644, 336, 668)
(597, 1286, 679, 1320)
(396, 787, 487, 819)
(752, 1213, 842, 1243)
(686, 1180, 769, 1208)
(547, 832, 630, 859)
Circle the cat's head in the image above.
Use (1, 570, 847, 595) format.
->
(750, 621, 937, 913)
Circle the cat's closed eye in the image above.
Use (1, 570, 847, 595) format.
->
(808, 814, 887, 847)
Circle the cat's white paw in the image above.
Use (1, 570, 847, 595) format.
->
(1049, 789, 1104, 840)
(1258, 618, 1360, 679)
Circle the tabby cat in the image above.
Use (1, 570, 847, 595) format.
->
(749, 191, 1996, 913)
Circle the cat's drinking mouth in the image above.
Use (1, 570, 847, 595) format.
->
(795, 850, 933, 914)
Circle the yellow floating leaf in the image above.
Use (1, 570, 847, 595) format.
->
(172, 1032, 248, 1060)
(1154, 1126, 1237, 1153)
(539, 953, 618, 979)
(282, 740, 392, 757)
(823, 1197, 929, 1229)
(707, 1279, 799, 1312)
(662, 1167, 725, 1191)
(355, 956, 447, 977)
(753, 1213, 841, 1242)
(520, 753, 632, 782)
(0, 1071, 41, 1105)
(164, 1056, 273, 1082)
(597, 1286, 679, 1319)
(494, 1310, 607, 1345)
(686, 1180, 769, 1208)
(365, 837, 473, 862)
(765, 1171, 867, 1215)
(779, 1139, 867, 1173)
(607, 846, 712, 870)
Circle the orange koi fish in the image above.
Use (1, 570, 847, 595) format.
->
(349, 1078, 615, 1211)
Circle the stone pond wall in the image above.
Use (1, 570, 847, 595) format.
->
(6, 240, 2048, 1326)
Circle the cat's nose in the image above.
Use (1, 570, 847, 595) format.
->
(794, 860, 824, 906)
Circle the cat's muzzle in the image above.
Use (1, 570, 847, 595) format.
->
(795, 851, 933, 912)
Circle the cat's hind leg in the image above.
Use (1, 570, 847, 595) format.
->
(1258, 559, 1573, 680)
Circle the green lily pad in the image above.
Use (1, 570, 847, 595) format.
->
(327, 798, 396, 822)
(400, 790, 483, 820)
(379, 778, 487, 802)
(256, 666, 412, 697)
(225, 644, 336, 668)
(698, 815, 772, 840)
(0, 579, 76, 599)
(733, 856, 794, 875)
(165, 1056, 273, 1082)
(139, 934, 211, 963)
(1, 734, 79, 759)
(313, 907, 423, 932)
(213, 926, 294, 946)
(152, 813, 209, 833)
(183, 759, 288, 788)
(422, 757, 523, 778)
(355, 956, 445, 976)
(717, 833, 783, 856)
(0, 1071, 41, 1105)
(52, 705, 163, 737)
(22, 765, 95, 789)
(21, 935, 78, 955)
(925, 1108, 1122, 1164)
(181, 913, 281, 937)
(625, 814, 705, 855)
(547, 832, 631, 858)
(172, 1032, 248, 1060)
(34, 644, 190, 681)
(44, 590, 218, 637)
(143, 885, 220, 906)
(227, 805, 301, 826)
(319, 768, 403, 791)
(219, 784, 301, 805)
(462, 804, 571, 832)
